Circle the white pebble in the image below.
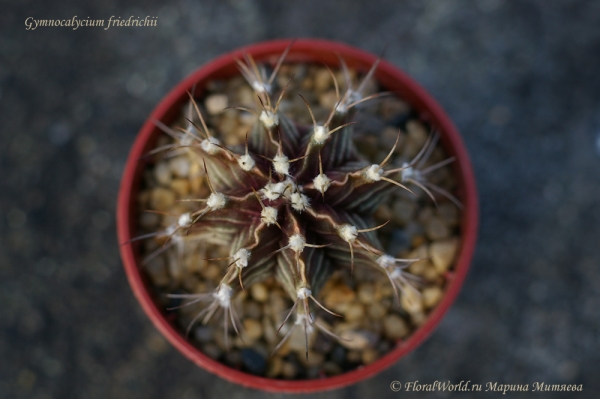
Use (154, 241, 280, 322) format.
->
(205, 94, 228, 115)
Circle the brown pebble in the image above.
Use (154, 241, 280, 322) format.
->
(401, 287, 424, 314)
(379, 97, 410, 121)
(323, 284, 356, 313)
(288, 324, 316, 352)
(242, 319, 263, 342)
(154, 162, 172, 186)
(237, 86, 254, 107)
(367, 302, 387, 320)
(205, 94, 228, 115)
(250, 283, 268, 302)
(323, 361, 343, 376)
(266, 356, 283, 378)
(281, 361, 297, 379)
(318, 90, 338, 109)
(357, 283, 380, 305)
(346, 350, 362, 363)
(139, 211, 160, 229)
(150, 187, 175, 211)
(314, 68, 333, 92)
(404, 120, 429, 157)
(170, 179, 190, 197)
(422, 286, 444, 309)
(411, 311, 427, 327)
(339, 330, 371, 350)
(426, 217, 450, 240)
(392, 200, 415, 226)
(380, 126, 403, 149)
(262, 317, 277, 345)
(430, 237, 459, 273)
(243, 300, 262, 319)
(374, 204, 393, 224)
(298, 352, 324, 368)
(422, 265, 441, 282)
(361, 348, 379, 365)
(383, 314, 410, 340)
(169, 157, 190, 178)
(343, 303, 365, 322)
(437, 202, 460, 227)
(202, 263, 221, 281)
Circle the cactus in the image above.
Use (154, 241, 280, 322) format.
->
(135, 45, 460, 360)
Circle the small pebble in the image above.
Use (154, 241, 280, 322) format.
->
(237, 86, 254, 107)
(242, 319, 263, 342)
(313, 68, 333, 92)
(150, 187, 175, 211)
(288, 324, 316, 352)
(379, 97, 410, 121)
(202, 263, 221, 281)
(244, 300, 262, 319)
(154, 162, 172, 186)
(367, 302, 387, 319)
(392, 200, 415, 226)
(281, 361, 298, 379)
(343, 303, 365, 322)
(374, 204, 393, 223)
(169, 157, 190, 178)
(437, 203, 459, 227)
(401, 288, 424, 314)
(250, 283, 268, 302)
(241, 348, 267, 375)
(357, 283, 379, 305)
(266, 356, 283, 378)
(170, 179, 190, 197)
(383, 314, 410, 340)
(298, 352, 324, 368)
(410, 311, 427, 327)
(422, 286, 443, 309)
(139, 210, 160, 229)
(430, 237, 459, 273)
(426, 217, 450, 240)
(339, 330, 371, 350)
(323, 361, 343, 376)
(323, 284, 356, 313)
(318, 90, 338, 109)
(346, 350, 362, 363)
(205, 94, 228, 115)
(262, 317, 277, 344)
(361, 348, 379, 365)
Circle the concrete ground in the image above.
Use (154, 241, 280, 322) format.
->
(2, 0, 599, 398)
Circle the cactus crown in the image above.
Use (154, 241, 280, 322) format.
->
(137, 45, 460, 358)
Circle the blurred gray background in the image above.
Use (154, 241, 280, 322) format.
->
(2, 0, 600, 398)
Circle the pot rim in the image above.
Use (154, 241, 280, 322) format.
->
(117, 38, 478, 393)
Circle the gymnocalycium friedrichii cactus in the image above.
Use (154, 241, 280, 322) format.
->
(133, 44, 461, 358)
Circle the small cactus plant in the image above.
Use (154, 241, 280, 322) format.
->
(134, 44, 461, 364)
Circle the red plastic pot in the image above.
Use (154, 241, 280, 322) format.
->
(117, 39, 478, 393)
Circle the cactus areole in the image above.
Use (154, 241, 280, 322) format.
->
(117, 39, 478, 392)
